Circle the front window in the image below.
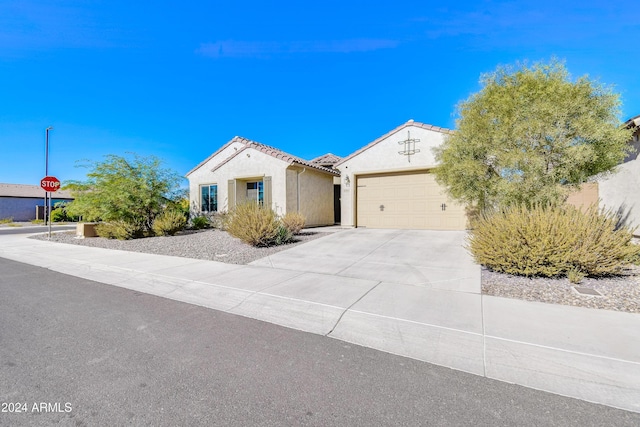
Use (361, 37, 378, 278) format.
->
(200, 184, 218, 212)
(246, 181, 264, 205)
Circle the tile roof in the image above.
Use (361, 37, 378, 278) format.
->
(191, 136, 339, 176)
(310, 153, 342, 166)
(334, 120, 453, 167)
(0, 183, 74, 199)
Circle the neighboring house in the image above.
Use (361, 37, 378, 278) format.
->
(186, 137, 340, 226)
(0, 183, 74, 221)
(597, 114, 640, 230)
(335, 120, 467, 230)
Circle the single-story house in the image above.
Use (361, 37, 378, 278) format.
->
(186, 137, 340, 227)
(335, 120, 467, 230)
(0, 183, 74, 222)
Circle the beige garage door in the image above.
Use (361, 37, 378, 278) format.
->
(356, 171, 467, 230)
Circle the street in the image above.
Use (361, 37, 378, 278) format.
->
(0, 257, 638, 426)
(0, 225, 75, 235)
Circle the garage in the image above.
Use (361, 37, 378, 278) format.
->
(355, 170, 467, 230)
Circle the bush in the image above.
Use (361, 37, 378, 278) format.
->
(0, 217, 13, 224)
(51, 202, 80, 223)
(468, 204, 640, 279)
(96, 220, 145, 240)
(281, 212, 306, 234)
(190, 215, 211, 230)
(152, 209, 187, 236)
(226, 202, 292, 246)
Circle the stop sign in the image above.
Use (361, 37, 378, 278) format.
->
(41, 176, 61, 192)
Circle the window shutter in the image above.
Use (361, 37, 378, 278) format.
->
(263, 176, 272, 209)
(227, 179, 235, 210)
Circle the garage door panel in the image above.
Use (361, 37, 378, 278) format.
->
(356, 171, 466, 230)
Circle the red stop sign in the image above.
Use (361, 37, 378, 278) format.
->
(41, 176, 61, 192)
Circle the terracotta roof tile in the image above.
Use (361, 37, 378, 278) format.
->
(208, 137, 339, 176)
(310, 153, 342, 166)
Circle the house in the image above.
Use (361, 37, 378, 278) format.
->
(597, 114, 640, 230)
(335, 120, 468, 230)
(0, 183, 74, 221)
(186, 137, 340, 226)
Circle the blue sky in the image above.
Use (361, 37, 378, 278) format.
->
(1, 0, 638, 186)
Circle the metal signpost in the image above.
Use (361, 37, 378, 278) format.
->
(40, 176, 60, 239)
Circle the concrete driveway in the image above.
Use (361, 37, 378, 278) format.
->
(251, 228, 480, 293)
(251, 228, 485, 375)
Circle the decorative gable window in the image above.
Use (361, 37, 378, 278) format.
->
(200, 184, 218, 212)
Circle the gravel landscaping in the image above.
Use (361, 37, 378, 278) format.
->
(30, 227, 640, 314)
(482, 266, 640, 314)
(32, 228, 331, 265)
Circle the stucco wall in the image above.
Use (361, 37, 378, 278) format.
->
(0, 197, 71, 221)
(598, 141, 640, 231)
(336, 124, 447, 227)
(294, 167, 334, 226)
(188, 145, 288, 214)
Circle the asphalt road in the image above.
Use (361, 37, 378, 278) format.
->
(0, 225, 75, 235)
(1, 258, 638, 426)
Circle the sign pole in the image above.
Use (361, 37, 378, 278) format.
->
(44, 127, 53, 225)
(40, 175, 60, 240)
(48, 191, 52, 239)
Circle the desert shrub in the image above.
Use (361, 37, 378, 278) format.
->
(96, 220, 145, 240)
(225, 202, 287, 246)
(152, 209, 187, 236)
(274, 225, 293, 245)
(281, 212, 306, 234)
(468, 204, 640, 279)
(0, 217, 13, 224)
(190, 215, 211, 230)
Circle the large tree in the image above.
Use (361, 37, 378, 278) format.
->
(434, 59, 632, 211)
(65, 154, 185, 232)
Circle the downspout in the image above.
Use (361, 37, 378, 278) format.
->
(296, 167, 306, 213)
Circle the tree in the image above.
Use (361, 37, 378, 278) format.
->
(433, 59, 633, 211)
(65, 154, 185, 234)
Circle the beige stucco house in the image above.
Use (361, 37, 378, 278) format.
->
(186, 137, 339, 227)
(335, 120, 467, 230)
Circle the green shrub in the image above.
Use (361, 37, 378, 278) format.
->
(0, 217, 13, 224)
(152, 209, 187, 236)
(281, 212, 306, 234)
(226, 202, 285, 246)
(51, 208, 67, 223)
(96, 220, 144, 240)
(468, 204, 640, 279)
(190, 215, 211, 230)
(51, 202, 80, 222)
(274, 225, 293, 245)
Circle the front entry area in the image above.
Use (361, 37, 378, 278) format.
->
(355, 170, 466, 230)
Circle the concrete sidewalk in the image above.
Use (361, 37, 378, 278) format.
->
(1, 229, 638, 413)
